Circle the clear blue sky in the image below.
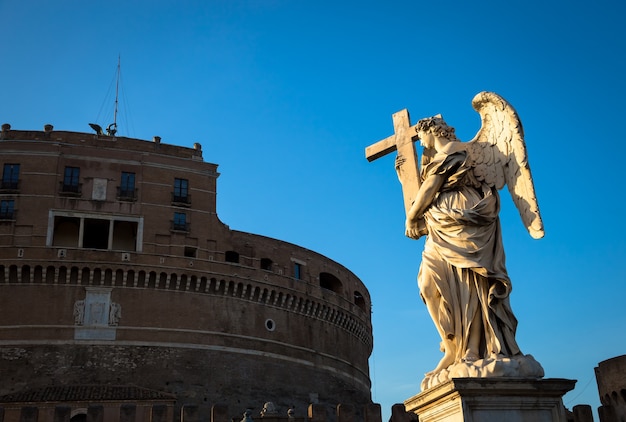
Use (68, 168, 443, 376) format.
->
(2, 0, 625, 419)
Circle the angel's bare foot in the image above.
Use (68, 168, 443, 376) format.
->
(462, 350, 479, 362)
(431, 339, 456, 374)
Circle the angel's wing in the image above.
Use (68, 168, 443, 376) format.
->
(467, 91, 544, 239)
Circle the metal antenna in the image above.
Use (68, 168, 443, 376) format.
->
(107, 55, 120, 136)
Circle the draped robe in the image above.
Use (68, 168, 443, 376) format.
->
(418, 149, 521, 362)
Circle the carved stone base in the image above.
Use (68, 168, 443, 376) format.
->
(421, 354, 545, 390)
(404, 378, 576, 422)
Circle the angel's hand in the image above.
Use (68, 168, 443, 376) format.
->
(405, 217, 423, 239)
(395, 154, 406, 170)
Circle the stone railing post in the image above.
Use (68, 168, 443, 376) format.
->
(308, 404, 326, 422)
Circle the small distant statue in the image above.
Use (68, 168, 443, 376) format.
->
(367, 92, 545, 390)
(73, 300, 85, 325)
(260, 402, 278, 417)
(109, 302, 122, 326)
(241, 409, 254, 422)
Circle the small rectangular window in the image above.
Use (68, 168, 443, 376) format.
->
(2, 164, 20, 190)
(0, 200, 15, 220)
(173, 178, 190, 204)
(118, 172, 136, 200)
(62, 166, 81, 193)
(260, 258, 273, 271)
(172, 212, 188, 231)
(294, 262, 302, 280)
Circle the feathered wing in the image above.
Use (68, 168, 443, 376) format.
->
(467, 91, 544, 239)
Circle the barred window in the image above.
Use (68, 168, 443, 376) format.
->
(173, 178, 189, 203)
(1, 164, 20, 190)
(62, 166, 81, 193)
(0, 200, 15, 219)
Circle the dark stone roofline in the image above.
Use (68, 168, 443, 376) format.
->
(0, 385, 177, 403)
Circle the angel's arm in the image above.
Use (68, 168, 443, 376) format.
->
(405, 173, 444, 239)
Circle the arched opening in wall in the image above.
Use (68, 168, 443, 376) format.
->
(8, 265, 18, 283)
(211, 278, 221, 294)
(319, 272, 343, 294)
(115, 269, 124, 286)
(21, 265, 30, 283)
(354, 290, 367, 312)
(148, 272, 157, 288)
(45, 266, 55, 284)
(127, 270, 136, 287)
(104, 269, 113, 286)
(0, 265, 4, 283)
(226, 281, 235, 296)
(189, 275, 197, 291)
(69, 267, 79, 284)
(81, 267, 90, 285)
(34, 266, 43, 283)
(225, 251, 239, 263)
(58, 266, 67, 284)
(70, 409, 87, 422)
(92, 268, 101, 285)
(199, 276, 207, 292)
(179, 274, 188, 290)
(136, 270, 145, 288)
(250, 286, 259, 301)
(206, 278, 214, 293)
(52, 216, 80, 247)
(158, 272, 168, 289)
(169, 273, 178, 290)
(260, 258, 273, 271)
(295, 297, 304, 312)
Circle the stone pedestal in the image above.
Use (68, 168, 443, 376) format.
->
(404, 378, 576, 422)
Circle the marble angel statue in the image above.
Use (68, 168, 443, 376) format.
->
(400, 92, 545, 389)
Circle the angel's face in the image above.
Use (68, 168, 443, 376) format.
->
(418, 130, 435, 149)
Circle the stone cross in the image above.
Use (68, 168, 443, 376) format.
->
(365, 109, 421, 215)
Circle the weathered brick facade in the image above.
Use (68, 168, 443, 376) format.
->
(0, 125, 374, 421)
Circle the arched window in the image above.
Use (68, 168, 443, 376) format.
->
(319, 272, 342, 294)
(225, 251, 239, 263)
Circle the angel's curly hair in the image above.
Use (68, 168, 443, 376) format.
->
(415, 115, 460, 142)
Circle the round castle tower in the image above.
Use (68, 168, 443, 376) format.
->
(0, 125, 373, 421)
